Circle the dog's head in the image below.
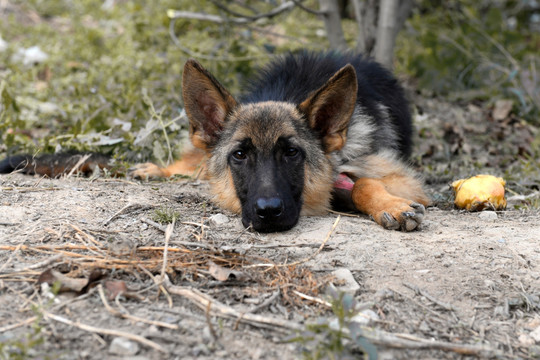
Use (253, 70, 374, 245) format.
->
(182, 60, 357, 232)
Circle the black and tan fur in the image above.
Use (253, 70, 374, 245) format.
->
(0, 52, 430, 233)
(133, 52, 430, 232)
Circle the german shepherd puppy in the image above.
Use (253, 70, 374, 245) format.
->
(131, 52, 430, 232)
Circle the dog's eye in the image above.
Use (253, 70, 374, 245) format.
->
(232, 150, 247, 160)
(285, 147, 299, 157)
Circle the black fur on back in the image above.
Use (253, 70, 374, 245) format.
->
(0, 154, 31, 174)
(240, 51, 413, 157)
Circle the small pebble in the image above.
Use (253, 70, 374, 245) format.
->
(109, 337, 140, 356)
(208, 213, 229, 226)
(351, 309, 379, 325)
(331, 268, 360, 295)
(478, 211, 497, 221)
(531, 326, 540, 343)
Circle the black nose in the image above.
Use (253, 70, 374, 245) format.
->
(254, 197, 284, 219)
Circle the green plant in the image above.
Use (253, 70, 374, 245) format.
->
(0, 281, 62, 360)
(287, 287, 377, 360)
(397, 1, 540, 125)
(152, 206, 181, 224)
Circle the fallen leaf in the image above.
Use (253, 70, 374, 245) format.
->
(38, 269, 89, 293)
(37, 268, 105, 294)
(208, 261, 249, 282)
(492, 99, 513, 121)
(105, 280, 128, 300)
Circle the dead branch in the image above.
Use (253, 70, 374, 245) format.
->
(138, 265, 173, 308)
(97, 284, 178, 330)
(65, 154, 91, 178)
(160, 222, 174, 281)
(141, 217, 214, 250)
(167, 18, 269, 62)
(1, 186, 61, 192)
(248, 242, 333, 249)
(0, 243, 24, 273)
(71, 224, 103, 247)
(404, 282, 456, 312)
(247, 289, 281, 314)
(11, 254, 63, 273)
(0, 316, 38, 333)
(209, 0, 300, 20)
(292, 290, 331, 307)
(167, 285, 303, 332)
(167, 1, 295, 25)
(168, 285, 501, 357)
(103, 203, 152, 226)
(43, 310, 168, 353)
(291, 0, 326, 15)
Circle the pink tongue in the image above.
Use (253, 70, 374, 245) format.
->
(334, 173, 354, 191)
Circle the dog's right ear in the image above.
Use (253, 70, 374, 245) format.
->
(182, 60, 237, 150)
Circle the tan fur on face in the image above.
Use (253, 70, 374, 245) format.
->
(229, 102, 299, 148)
(301, 160, 334, 215)
(209, 168, 242, 214)
(203, 101, 335, 216)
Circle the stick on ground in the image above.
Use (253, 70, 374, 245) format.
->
(43, 311, 169, 354)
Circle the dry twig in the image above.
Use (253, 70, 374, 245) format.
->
(43, 311, 168, 353)
(0, 316, 38, 333)
(167, 285, 302, 332)
(167, 285, 501, 357)
(248, 215, 341, 269)
(404, 282, 456, 312)
(97, 284, 178, 330)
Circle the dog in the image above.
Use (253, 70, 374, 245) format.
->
(131, 51, 430, 232)
(0, 51, 430, 232)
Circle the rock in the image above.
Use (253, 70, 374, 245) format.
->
(208, 213, 229, 226)
(12, 46, 48, 65)
(109, 337, 140, 356)
(518, 334, 535, 346)
(0, 36, 7, 52)
(531, 326, 540, 343)
(493, 99, 513, 121)
(351, 309, 379, 325)
(478, 211, 497, 221)
(331, 268, 360, 295)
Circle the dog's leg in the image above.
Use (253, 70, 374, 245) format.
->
(348, 153, 430, 231)
(352, 176, 428, 231)
(130, 147, 206, 179)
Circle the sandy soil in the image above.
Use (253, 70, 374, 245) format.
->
(1, 172, 539, 359)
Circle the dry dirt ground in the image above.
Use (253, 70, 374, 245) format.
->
(0, 171, 539, 360)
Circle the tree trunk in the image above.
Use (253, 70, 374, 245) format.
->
(352, 0, 378, 55)
(318, 0, 348, 51)
(374, 0, 399, 68)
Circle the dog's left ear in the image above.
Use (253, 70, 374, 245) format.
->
(182, 59, 238, 150)
(299, 64, 358, 153)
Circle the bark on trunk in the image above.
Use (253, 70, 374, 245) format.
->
(318, 0, 348, 51)
(374, 0, 399, 68)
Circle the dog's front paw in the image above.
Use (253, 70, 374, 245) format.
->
(376, 201, 425, 231)
(129, 163, 165, 179)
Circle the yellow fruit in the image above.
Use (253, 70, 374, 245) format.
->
(451, 175, 507, 211)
